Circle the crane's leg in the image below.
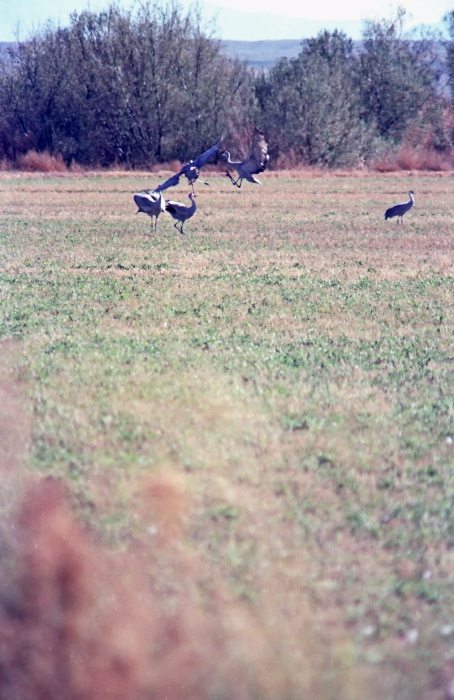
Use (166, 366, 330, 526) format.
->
(173, 221, 185, 235)
(225, 171, 243, 188)
(224, 172, 239, 187)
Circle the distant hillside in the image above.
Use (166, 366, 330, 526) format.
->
(221, 40, 303, 68)
(2, 35, 448, 72)
(221, 35, 448, 71)
(221, 39, 367, 69)
(0, 38, 303, 68)
(0, 38, 301, 68)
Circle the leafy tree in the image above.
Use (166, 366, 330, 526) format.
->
(0, 1, 256, 167)
(444, 10, 454, 98)
(256, 31, 374, 167)
(0, 28, 77, 160)
(359, 8, 442, 143)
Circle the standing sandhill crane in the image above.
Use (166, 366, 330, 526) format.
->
(165, 193, 197, 234)
(133, 190, 165, 232)
(219, 127, 269, 188)
(154, 139, 222, 193)
(384, 191, 415, 224)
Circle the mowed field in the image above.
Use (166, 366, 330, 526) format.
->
(0, 170, 453, 699)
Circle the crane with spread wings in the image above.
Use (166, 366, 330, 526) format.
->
(153, 139, 222, 194)
(218, 128, 269, 188)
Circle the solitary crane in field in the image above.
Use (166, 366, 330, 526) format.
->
(133, 190, 165, 232)
(219, 127, 269, 188)
(384, 191, 415, 224)
(165, 193, 197, 234)
(154, 139, 223, 193)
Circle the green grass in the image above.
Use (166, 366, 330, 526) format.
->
(0, 170, 453, 699)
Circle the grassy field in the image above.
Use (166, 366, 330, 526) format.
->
(0, 169, 453, 699)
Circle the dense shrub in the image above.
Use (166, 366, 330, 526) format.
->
(256, 31, 376, 167)
(16, 150, 68, 172)
(255, 12, 449, 168)
(0, 2, 256, 168)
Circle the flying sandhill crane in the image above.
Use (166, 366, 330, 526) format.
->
(219, 127, 269, 188)
(165, 193, 197, 234)
(384, 191, 415, 224)
(133, 190, 165, 232)
(154, 139, 222, 193)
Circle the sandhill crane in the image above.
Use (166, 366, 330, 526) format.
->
(219, 127, 269, 188)
(384, 191, 415, 224)
(154, 139, 222, 193)
(165, 193, 197, 234)
(133, 190, 165, 232)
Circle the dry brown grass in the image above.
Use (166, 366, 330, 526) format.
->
(0, 475, 302, 700)
(15, 150, 68, 173)
(3, 145, 454, 175)
(369, 145, 454, 173)
(0, 464, 306, 700)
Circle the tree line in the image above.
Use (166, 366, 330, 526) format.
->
(1, 1, 453, 169)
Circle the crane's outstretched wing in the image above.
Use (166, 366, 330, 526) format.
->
(154, 138, 223, 191)
(181, 139, 223, 174)
(181, 138, 223, 184)
(154, 172, 183, 193)
(242, 127, 269, 176)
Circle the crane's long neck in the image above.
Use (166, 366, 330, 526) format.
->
(223, 151, 241, 168)
(188, 195, 197, 213)
(408, 192, 415, 205)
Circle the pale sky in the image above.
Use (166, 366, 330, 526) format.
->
(204, 0, 451, 23)
(0, 0, 451, 42)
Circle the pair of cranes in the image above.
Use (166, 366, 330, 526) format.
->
(134, 129, 415, 233)
(133, 127, 270, 234)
